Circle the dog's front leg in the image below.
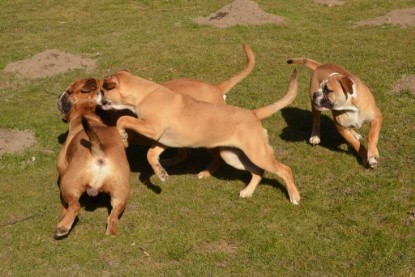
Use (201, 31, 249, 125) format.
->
(334, 123, 368, 165)
(309, 106, 322, 145)
(147, 143, 169, 182)
(367, 111, 382, 168)
(116, 116, 159, 143)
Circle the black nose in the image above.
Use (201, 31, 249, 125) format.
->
(313, 92, 322, 100)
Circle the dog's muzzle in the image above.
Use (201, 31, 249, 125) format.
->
(58, 92, 73, 114)
(96, 90, 112, 110)
(312, 91, 332, 111)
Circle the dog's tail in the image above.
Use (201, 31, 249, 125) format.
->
(287, 58, 321, 71)
(82, 116, 105, 158)
(217, 44, 255, 95)
(253, 69, 298, 120)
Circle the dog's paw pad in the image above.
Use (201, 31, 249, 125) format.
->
(309, 136, 321, 145)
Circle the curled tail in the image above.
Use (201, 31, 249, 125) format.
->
(217, 44, 255, 95)
(81, 116, 104, 158)
(287, 58, 321, 71)
(253, 69, 298, 120)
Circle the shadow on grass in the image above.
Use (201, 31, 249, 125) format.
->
(126, 146, 290, 200)
(280, 107, 362, 164)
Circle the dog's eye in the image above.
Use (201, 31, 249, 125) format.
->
(323, 85, 332, 93)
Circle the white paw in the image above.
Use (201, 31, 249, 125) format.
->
(351, 130, 362, 141)
(367, 156, 380, 168)
(239, 188, 253, 198)
(197, 170, 211, 179)
(309, 136, 321, 145)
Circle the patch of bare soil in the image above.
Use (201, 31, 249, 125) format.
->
(355, 8, 415, 28)
(392, 75, 415, 94)
(314, 0, 344, 6)
(194, 0, 286, 28)
(3, 49, 96, 79)
(0, 129, 37, 156)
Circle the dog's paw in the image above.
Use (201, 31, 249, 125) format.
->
(157, 167, 169, 182)
(351, 129, 362, 141)
(118, 128, 128, 141)
(367, 155, 380, 168)
(309, 136, 321, 145)
(54, 227, 69, 239)
(197, 170, 211, 179)
(288, 190, 301, 205)
(239, 188, 254, 198)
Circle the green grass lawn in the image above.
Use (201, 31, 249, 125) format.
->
(0, 0, 414, 276)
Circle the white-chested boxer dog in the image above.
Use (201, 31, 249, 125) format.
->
(287, 58, 382, 168)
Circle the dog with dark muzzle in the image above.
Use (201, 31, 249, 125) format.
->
(288, 58, 382, 168)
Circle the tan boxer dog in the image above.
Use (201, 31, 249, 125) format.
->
(287, 58, 382, 168)
(96, 69, 301, 204)
(58, 44, 255, 174)
(55, 95, 130, 239)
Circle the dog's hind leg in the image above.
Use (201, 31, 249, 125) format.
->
(240, 143, 300, 204)
(197, 148, 224, 179)
(160, 149, 191, 168)
(219, 147, 264, 197)
(107, 195, 128, 236)
(54, 195, 81, 239)
(147, 142, 169, 182)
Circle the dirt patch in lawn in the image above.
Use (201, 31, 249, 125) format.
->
(0, 129, 37, 156)
(355, 8, 415, 28)
(194, 0, 286, 28)
(3, 49, 96, 79)
(392, 75, 415, 94)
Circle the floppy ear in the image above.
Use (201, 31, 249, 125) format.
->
(338, 76, 355, 99)
(80, 78, 99, 93)
(103, 75, 118, 90)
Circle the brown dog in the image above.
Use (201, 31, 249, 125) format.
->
(287, 58, 382, 168)
(55, 93, 130, 239)
(96, 69, 300, 204)
(57, 44, 255, 174)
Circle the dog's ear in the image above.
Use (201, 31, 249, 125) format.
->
(338, 76, 355, 99)
(103, 75, 118, 90)
(81, 78, 99, 93)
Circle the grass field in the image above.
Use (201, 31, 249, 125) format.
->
(0, 0, 414, 276)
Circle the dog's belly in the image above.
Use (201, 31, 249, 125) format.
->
(158, 128, 227, 148)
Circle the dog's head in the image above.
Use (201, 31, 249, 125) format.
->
(312, 73, 356, 111)
(96, 70, 137, 114)
(58, 78, 102, 117)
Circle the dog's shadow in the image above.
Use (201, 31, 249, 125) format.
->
(280, 107, 362, 161)
(126, 145, 293, 200)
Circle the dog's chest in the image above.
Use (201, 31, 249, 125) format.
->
(335, 110, 365, 129)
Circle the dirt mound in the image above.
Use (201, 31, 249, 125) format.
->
(0, 129, 37, 156)
(392, 75, 415, 94)
(3, 49, 96, 79)
(355, 8, 415, 28)
(194, 0, 285, 28)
